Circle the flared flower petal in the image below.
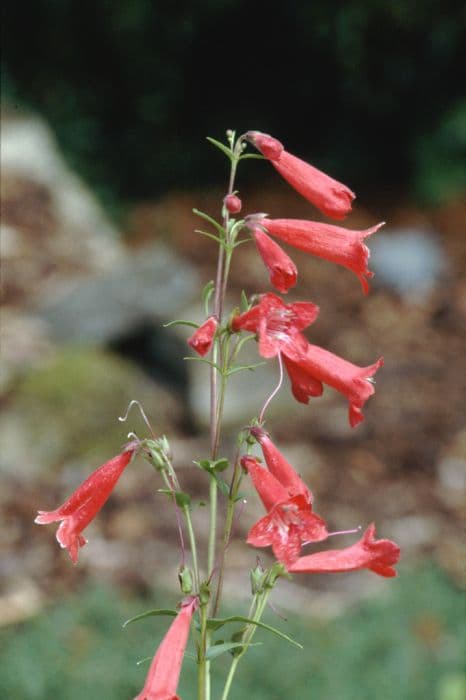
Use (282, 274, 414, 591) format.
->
(187, 316, 218, 357)
(134, 596, 198, 700)
(232, 293, 319, 361)
(258, 218, 384, 294)
(283, 346, 383, 427)
(251, 428, 312, 503)
(242, 456, 328, 566)
(246, 131, 355, 220)
(251, 226, 297, 293)
(288, 524, 400, 577)
(35, 449, 134, 563)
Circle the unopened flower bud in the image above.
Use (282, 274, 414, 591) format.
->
(178, 566, 194, 594)
(224, 193, 242, 214)
(199, 581, 211, 605)
(250, 562, 265, 594)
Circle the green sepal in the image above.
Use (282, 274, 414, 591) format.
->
(122, 608, 177, 628)
(194, 458, 229, 474)
(240, 290, 250, 312)
(206, 136, 233, 161)
(199, 581, 211, 606)
(205, 641, 261, 660)
(205, 616, 303, 649)
(158, 488, 191, 508)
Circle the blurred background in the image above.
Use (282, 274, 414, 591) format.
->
(1, 1, 465, 698)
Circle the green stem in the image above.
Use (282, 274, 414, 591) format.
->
(198, 602, 209, 700)
(207, 474, 218, 576)
(183, 504, 200, 592)
(220, 588, 273, 700)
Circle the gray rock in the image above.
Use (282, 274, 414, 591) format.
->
(36, 244, 198, 344)
(370, 227, 449, 300)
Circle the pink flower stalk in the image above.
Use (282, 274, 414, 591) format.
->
(223, 193, 242, 214)
(232, 293, 319, 361)
(134, 596, 198, 700)
(35, 449, 135, 563)
(283, 346, 383, 427)
(242, 456, 328, 565)
(246, 131, 355, 220)
(251, 226, 297, 293)
(250, 427, 311, 503)
(255, 217, 384, 294)
(187, 316, 218, 357)
(288, 523, 400, 577)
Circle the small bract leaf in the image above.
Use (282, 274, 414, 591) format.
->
(205, 616, 303, 649)
(206, 136, 233, 161)
(163, 319, 199, 329)
(123, 608, 177, 628)
(201, 280, 215, 311)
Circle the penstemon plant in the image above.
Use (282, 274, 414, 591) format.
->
(35, 130, 400, 700)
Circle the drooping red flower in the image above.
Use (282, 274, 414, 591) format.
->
(250, 427, 312, 504)
(288, 523, 400, 577)
(134, 596, 198, 700)
(232, 293, 319, 361)
(35, 449, 135, 563)
(246, 131, 355, 220)
(251, 226, 297, 293)
(256, 217, 384, 294)
(283, 346, 383, 427)
(223, 193, 242, 214)
(187, 316, 218, 357)
(242, 456, 328, 566)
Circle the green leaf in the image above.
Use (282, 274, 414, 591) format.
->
(123, 608, 177, 628)
(239, 153, 265, 160)
(205, 641, 261, 661)
(227, 362, 266, 376)
(205, 616, 303, 649)
(206, 136, 233, 161)
(183, 356, 222, 372)
(163, 319, 199, 329)
(193, 457, 229, 475)
(201, 280, 215, 314)
(212, 474, 230, 497)
(192, 208, 225, 236)
(195, 229, 227, 248)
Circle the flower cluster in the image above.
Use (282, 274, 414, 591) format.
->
(243, 430, 399, 576)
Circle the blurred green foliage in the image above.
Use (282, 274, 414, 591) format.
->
(1, 565, 464, 699)
(2, 1, 465, 209)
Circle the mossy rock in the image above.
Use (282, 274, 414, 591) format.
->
(0, 347, 183, 476)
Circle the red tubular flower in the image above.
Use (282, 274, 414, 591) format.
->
(232, 293, 319, 361)
(134, 596, 198, 700)
(246, 131, 355, 220)
(242, 456, 328, 566)
(288, 523, 400, 577)
(35, 449, 135, 563)
(251, 427, 312, 504)
(256, 217, 384, 294)
(187, 316, 218, 357)
(251, 226, 297, 293)
(283, 346, 383, 427)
